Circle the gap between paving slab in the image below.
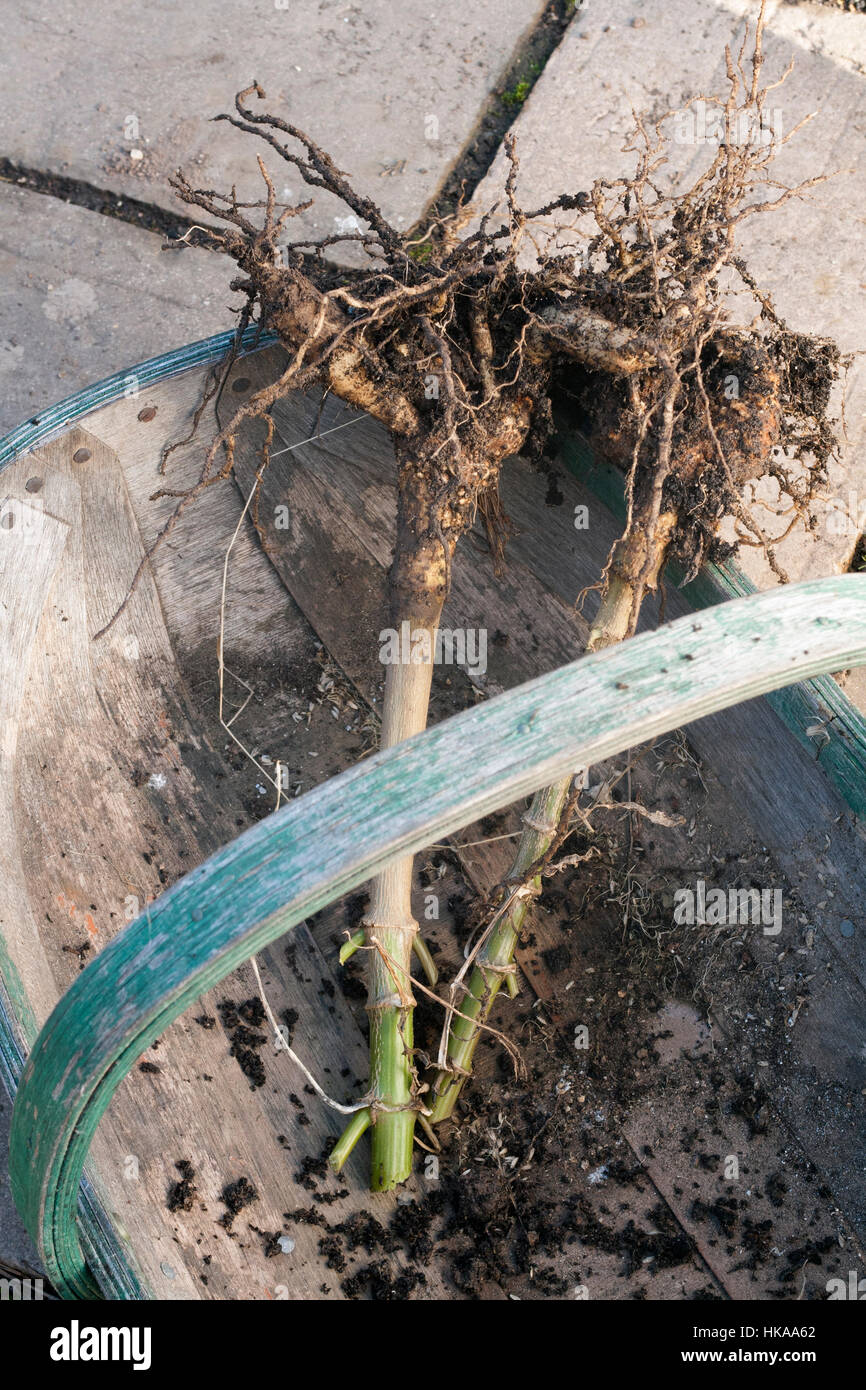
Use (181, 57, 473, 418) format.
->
(1, 0, 554, 256)
(469, 0, 866, 633)
(0, 2, 579, 432)
(2, 3, 576, 248)
(0, 183, 242, 435)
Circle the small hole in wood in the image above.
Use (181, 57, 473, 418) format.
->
(231, 377, 251, 393)
(138, 406, 157, 422)
(0, 512, 14, 530)
(72, 448, 92, 463)
(25, 476, 43, 493)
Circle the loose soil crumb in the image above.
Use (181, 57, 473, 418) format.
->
(218, 1176, 259, 1231)
(167, 1160, 198, 1214)
(218, 997, 268, 1089)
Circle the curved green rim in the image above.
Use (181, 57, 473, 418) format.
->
(0, 323, 278, 469)
(10, 576, 866, 1297)
(0, 325, 277, 1298)
(559, 434, 866, 818)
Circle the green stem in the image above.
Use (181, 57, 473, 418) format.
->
(334, 605, 442, 1189)
(427, 779, 571, 1122)
(339, 928, 366, 964)
(427, 558, 651, 1124)
(329, 1108, 372, 1173)
(411, 933, 438, 986)
(368, 997, 416, 1190)
(341, 928, 438, 985)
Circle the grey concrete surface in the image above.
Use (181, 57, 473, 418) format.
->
(471, 0, 866, 590)
(0, 183, 241, 434)
(1, 0, 547, 248)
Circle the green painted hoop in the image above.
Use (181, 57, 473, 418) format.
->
(10, 576, 866, 1297)
(0, 324, 277, 470)
(0, 325, 278, 1299)
(558, 433, 866, 818)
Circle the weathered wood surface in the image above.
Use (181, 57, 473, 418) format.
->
(226, 359, 866, 1257)
(0, 419, 451, 1301)
(260, 374, 866, 913)
(2, 341, 866, 1302)
(10, 537, 866, 1296)
(234, 366, 866, 968)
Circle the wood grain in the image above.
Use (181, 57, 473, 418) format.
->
(228, 371, 866, 1265)
(1, 422, 451, 1301)
(11, 565, 866, 1296)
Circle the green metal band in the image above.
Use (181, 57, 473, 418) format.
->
(558, 433, 866, 818)
(0, 324, 277, 469)
(10, 577, 866, 1296)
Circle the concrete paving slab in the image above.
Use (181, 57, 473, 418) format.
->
(0, 184, 241, 435)
(1, 0, 548, 251)
(469, 0, 866, 592)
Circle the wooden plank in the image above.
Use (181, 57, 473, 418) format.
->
(11, 571, 866, 1296)
(0, 472, 74, 1046)
(0, 423, 452, 1300)
(623, 1065, 866, 1301)
(73, 351, 308, 668)
(226, 373, 866, 1253)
